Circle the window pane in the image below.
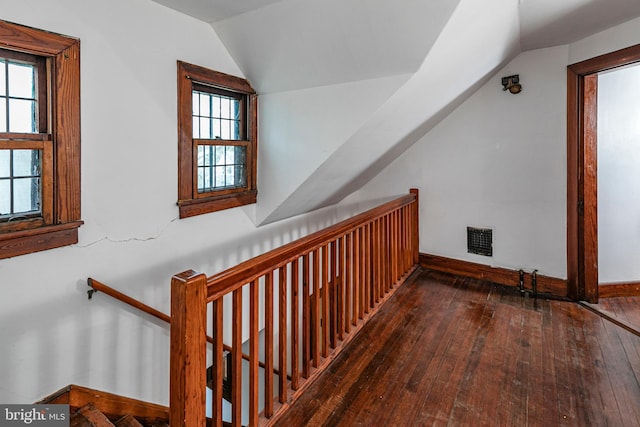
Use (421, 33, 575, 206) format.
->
(8, 98, 36, 132)
(196, 144, 247, 192)
(231, 99, 240, 120)
(232, 121, 240, 140)
(198, 145, 213, 167)
(215, 165, 225, 187)
(199, 117, 211, 139)
(0, 179, 9, 215)
(0, 60, 5, 96)
(204, 166, 212, 189)
(197, 145, 204, 166)
(213, 96, 220, 117)
(192, 92, 200, 116)
(192, 116, 199, 138)
(215, 146, 225, 166)
(212, 119, 221, 139)
(236, 164, 246, 186)
(0, 100, 6, 132)
(225, 146, 235, 164)
(8, 62, 34, 98)
(221, 120, 230, 139)
(220, 97, 230, 119)
(13, 150, 39, 177)
(13, 177, 40, 213)
(199, 93, 210, 117)
(197, 166, 204, 191)
(0, 150, 9, 177)
(225, 166, 235, 186)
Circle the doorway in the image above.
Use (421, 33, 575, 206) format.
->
(567, 43, 640, 303)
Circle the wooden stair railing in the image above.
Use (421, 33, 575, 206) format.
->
(170, 189, 419, 427)
(86, 278, 276, 381)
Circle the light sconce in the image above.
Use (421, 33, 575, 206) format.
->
(501, 75, 522, 94)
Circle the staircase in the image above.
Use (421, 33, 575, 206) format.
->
(38, 385, 170, 427)
(70, 403, 167, 427)
(38, 384, 235, 427)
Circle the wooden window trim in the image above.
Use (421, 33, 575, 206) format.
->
(177, 61, 257, 219)
(0, 20, 82, 259)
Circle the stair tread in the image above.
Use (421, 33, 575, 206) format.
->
(71, 403, 115, 427)
(115, 414, 144, 427)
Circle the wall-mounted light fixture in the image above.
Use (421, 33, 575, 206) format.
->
(501, 74, 522, 94)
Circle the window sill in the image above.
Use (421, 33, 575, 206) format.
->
(0, 221, 84, 260)
(178, 190, 257, 219)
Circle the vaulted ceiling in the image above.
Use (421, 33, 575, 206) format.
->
(153, 0, 640, 224)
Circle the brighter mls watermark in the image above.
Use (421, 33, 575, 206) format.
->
(1, 405, 69, 426)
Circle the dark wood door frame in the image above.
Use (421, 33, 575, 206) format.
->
(567, 43, 640, 302)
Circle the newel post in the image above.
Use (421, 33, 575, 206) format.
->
(170, 270, 208, 427)
(410, 188, 420, 264)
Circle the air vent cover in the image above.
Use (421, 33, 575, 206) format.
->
(467, 227, 493, 256)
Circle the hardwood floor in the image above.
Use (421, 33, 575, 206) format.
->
(274, 269, 640, 426)
(591, 296, 640, 335)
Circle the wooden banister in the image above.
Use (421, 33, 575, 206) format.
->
(171, 189, 420, 427)
(88, 278, 171, 323)
(86, 277, 275, 375)
(206, 193, 417, 300)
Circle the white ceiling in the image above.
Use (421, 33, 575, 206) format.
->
(152, 0, 285, 23)
(519, 0, 640, 50)
(152, 0, 640, 92)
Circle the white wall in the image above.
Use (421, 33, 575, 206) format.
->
(347, 46, 569, 278)
(346, 17, 640, 280)
(598, 64, 640, 283)
(0, 0, 338, 405)
(257, 74, 411, 225)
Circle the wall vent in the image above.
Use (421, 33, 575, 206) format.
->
(467, 227, 493, 256)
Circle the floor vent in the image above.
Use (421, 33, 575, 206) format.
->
(467, 227, 493, 256)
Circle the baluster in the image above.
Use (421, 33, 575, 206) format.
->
(389, 211, 396, 287)
(376, 219, 380, 304)
(312, 249, 320, 367)
(279, 265, 288, 403)
(232, 288, 243, 427)
(384, 214, 390, 293)
(404, 205, 410, 271)
(329, 240, 337, 349)
(344, 232, 352, 334)
(249, 280, 259, 426)
(364, 222, 371, 314)
(337, 236, 344, 342)
(395, 209, 404, 281)
(411, 189, 419, 264)
(359, 225, 366, 319)
(302, 253, 311, 378)
(395, 209, 404, 280)
(211, 298, 224, 427)
(291, 258, 300, 389)
(352, 228, 360, 325)
(265, 272, 274, 418)
(322, 244, 329, 358)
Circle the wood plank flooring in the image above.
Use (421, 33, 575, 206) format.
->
(593, 296, 640, 335)
(274, 269, 640, 426)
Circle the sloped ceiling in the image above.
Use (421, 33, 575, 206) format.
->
(153, 0, 640, 224)
(519, 0, 640, 51)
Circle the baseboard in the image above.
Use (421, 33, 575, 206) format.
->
(598, 282, 640, 298)
(419, 253, 568, 298)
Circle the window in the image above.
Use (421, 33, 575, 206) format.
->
(0, 20, 81, 259)
(177, 61, 257, 218)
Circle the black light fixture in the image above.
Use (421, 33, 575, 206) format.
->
(501, 74, 522, 94)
